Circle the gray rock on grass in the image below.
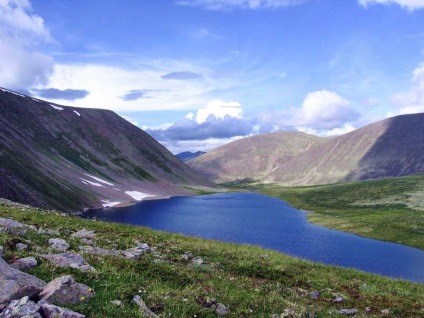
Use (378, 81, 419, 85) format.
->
(215, 303, 229, 316)
(71, 229, 96, 239)
(11, 257, 38, 271)
(16, 243, 28, 251)
(78, 245, 120, 257)
(338, 308, 358, 315)
(0, 296, 41, 318)
(39, 302, 86, 318)
(39, 275, 94, 306)
(0, 258, 46, 306)
(48, 238, 70, 252)
(133, 295, 158, 317)
(41, 253, 95, 272)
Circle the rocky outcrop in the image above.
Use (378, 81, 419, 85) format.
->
(41, 253, 95, 272)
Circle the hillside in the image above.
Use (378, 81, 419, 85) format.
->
(188, 131, 326, 183)
(189, 114, 424, 185)
(0, 88, 213, 212)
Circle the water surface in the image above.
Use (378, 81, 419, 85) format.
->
(83, 192, 424, 282)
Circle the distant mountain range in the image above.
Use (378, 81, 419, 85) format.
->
(188, 113, 424, 185)
(176, 151, 206, 162)
(0, 88, 213, 211)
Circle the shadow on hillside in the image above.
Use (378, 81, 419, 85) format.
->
(344, 113, 424, 182)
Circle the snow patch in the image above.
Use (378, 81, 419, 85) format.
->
(113, 188, 122, 191)
(80, 178, 104, 187)
(0, 88, 26, 98)
(125, 191, 155, 201)
(84, 174, 114, 186)
(50, 104, 64, 111)
(73, 110, 81, 116)
(101, 200, 121, 208)
(32, 98, 40, 103)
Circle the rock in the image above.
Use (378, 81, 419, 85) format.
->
(39, 275, 94, 306)
(48, 238, 70, 252)
(333, 295, 343, 303)
(215, 303, 229, 316)
(39, 302, 86, 318)
(110, 300, 123, 306)
(381, 309, 390, 315)
(1, 227, 26, 237)
(309, 291, 320, 300)
(0, 257, 46, 306)
(41, 253, 95, 272)
(16, 243, 28, 251)
(71, 229, 96, 239)
(0, 218, 25, 228)
(78, 246, 120, 257)
(191, 257, 206, 265)
(0, 296, 40, 318)
(11, 257, 38, 271)
(181, 252, 193, 261)
(133, 295, 158, 317)
(121, 242, 151, 259)
(338, 308, 358, 315)
(79, 238, 94, 245)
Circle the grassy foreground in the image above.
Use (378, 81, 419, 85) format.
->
(1, 201, 424, 317)
(229, 174, 424, 251)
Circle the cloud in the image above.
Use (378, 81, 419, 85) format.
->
(176, 0, 306, 10)
(196, 99, 243, 123)
(0, 0, 54, 90)
(31, 88, 89, 101)
(390, 62, 424, 115)
(121, 89, 165, 101)
(358, 0, 424, 10)
(148, 115, 253, 141)
(295, 90, 360, 129)
(161, 71, 203, 80)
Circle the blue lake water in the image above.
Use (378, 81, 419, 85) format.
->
(83, 192, 424, 283)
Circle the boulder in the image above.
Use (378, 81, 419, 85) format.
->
(15, 243, 28, 251)
(0, 218, 24, 228)
(0, 296, 40, 318)
(216, 303, 229, 316)
(39, 302, 86, 318)
(11, 257, 38, 271)
(41, 253, 95, 272)
(338, 308, 358, 315)
(48, 238, 70, 252)
(39, 276, 94, 306)
(121, 242, 151, 259)
(0, 258, 46, 306)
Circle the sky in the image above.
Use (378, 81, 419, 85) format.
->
(1, 0, 424, 153)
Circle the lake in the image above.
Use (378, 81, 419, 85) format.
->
(83, 192, 424, 283)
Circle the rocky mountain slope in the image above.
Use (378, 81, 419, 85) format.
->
(189, 113, 424, 185)
(0, 87, 213, 211)
(188, 131, 326, 183)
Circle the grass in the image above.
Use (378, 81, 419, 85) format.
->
(228, 174, 424, 250)
(1, 201, 423, 317)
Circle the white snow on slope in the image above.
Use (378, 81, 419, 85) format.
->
(73, 110, 81, 116)
(84, 174, 114, 186)
(50, 104, 64, 111)
(101, 200, 121, 208)
(125, 191, 155, 201)
(0, 88, 26, 98)
(80, 178, 104, 187)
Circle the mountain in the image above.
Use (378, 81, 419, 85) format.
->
(188, 131, 326, 183)
(188, 113, 424, 185)
(0, 87, 214, 212)
(176, 151, 206, 162)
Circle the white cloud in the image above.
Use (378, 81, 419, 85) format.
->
(295, 90, 359, 129)
(35, 62, 230, 112)
(391, 62, 424, 115)
(0, 0, 54, 89)
(359, 0, 424, 10)
(176, 0, 306, 10)
(196, 99, 243, 123)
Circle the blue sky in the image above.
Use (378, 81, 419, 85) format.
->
(1, 0, 424, 153)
